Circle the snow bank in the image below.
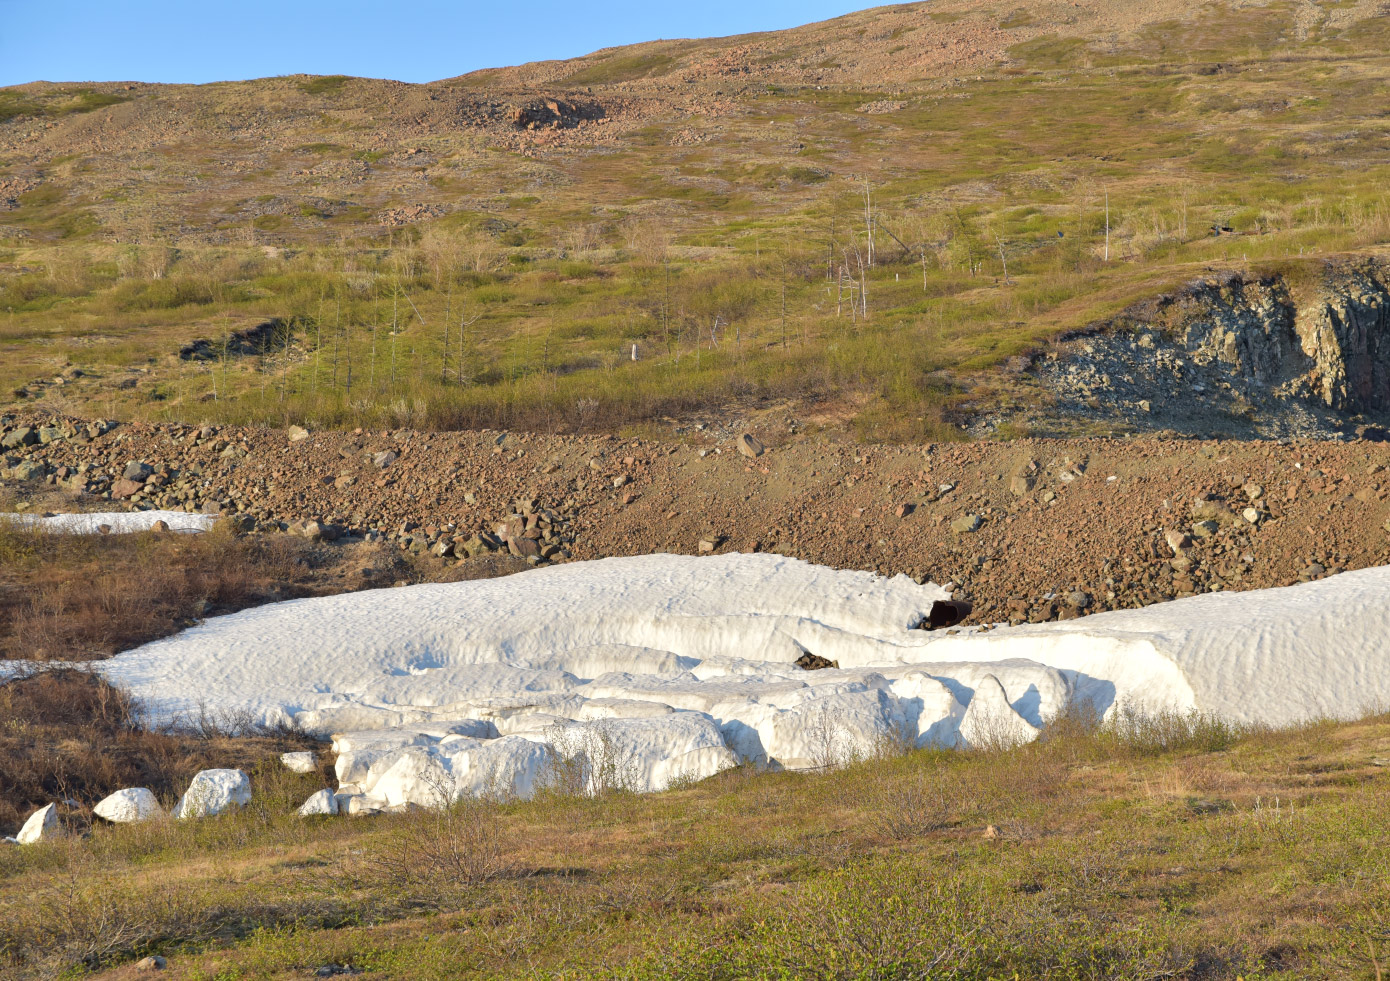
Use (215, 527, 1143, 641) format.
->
(0, 510, 215, 535)
(38, 553, 1390, 808)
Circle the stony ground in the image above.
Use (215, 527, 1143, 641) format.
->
(5, 413, 1390, 626)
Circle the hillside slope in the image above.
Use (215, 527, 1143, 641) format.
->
(3, 0, 1390, 437)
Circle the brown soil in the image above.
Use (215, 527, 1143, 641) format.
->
(6, 414, 1390, 626)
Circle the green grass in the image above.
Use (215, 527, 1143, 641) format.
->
(4, 711, 1390, 978)
(562, 53, 677, 86)
(298, 75, 352, 96)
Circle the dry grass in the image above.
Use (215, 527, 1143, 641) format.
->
(0, 669, 322, 836)
(0, 522, 323, 661)
(3, 710, 1390, 979)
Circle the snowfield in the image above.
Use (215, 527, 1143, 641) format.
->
(42, 553, 1390, 808)
(0, 510, 216, 534)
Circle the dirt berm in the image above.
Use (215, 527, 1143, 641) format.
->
(4, 414, 1390, 625)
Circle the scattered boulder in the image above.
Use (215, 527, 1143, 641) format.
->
(951, 514, 982, 534)
(16, 803, 59, 844)
(122, 461, 154, 482)
(1191, 520, 1220, 539)
(736, 433, 765, 458)
(1, 427, 36, 449)
(794, 651, 839, 671)
(372, 450, 398, 469)
(135, 956, 167, 972)
(1165, 529, 1191, 554)
(1009, 474, 1035, 496)
(93, 788, 162, 824)
(288, 425, 310, 442)
(173, 768, 252, 819)
(110, 478, 143, 499)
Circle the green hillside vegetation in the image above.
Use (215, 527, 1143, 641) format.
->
(1, 2, 1388, 438)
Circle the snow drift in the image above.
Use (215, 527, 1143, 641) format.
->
(63, 553, 1390, 808)
(0, 510, 215, 534)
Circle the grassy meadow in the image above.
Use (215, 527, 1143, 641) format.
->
(3, 707, 1390, 979)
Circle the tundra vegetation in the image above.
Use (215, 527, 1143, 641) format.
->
(3, 692, 1390, 979)
(2, 2, 1389, 439)
(5, 2, 1390, 977)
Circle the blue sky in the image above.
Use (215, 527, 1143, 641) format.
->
(1, 1, 864, 87)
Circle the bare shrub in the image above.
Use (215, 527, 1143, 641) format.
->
(367, 796, 511, 888)
(869, 771, 957, 840)
(542, 720, 641, 797)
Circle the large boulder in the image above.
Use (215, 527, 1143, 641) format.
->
(173, 769, 252, 819)
(17, 803, 59, 844)
(93, 788, 163, 823)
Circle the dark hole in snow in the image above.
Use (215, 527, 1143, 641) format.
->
(922, 600, 973, 630)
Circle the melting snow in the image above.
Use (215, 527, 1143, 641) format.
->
(0, 510, 216, 534)
(19, 553, 1390, 808)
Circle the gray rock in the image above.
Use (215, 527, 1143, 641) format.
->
(298, 788, 338, 817)
(950, 514, 982, 534)
(372, 450, 397, 469)
(1, 427, 36, 449)
(1165, 529, 1191, 554)
(122, 461, 154, 482)
(736, 433, 765, 458)
(1066, 589, 1091, 610)
(1191, 520, 1219, 539)
(134, 955, 167, 972)
(508, 536, 541, 559)
(93, 788, 162, 824)
(1009, 475, 1035, 496)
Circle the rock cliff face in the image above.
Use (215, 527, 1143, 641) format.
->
(1031, 258, 1390, 439)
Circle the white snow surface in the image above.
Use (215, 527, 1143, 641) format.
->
(63, 553, 1390, 807)
(93, 788, 163, 824)
(0, 510, 215, 535)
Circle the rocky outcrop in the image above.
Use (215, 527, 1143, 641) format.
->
(1031, 258, 1390, 439)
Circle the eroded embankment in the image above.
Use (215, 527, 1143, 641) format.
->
(1032, 257, 1390, 439)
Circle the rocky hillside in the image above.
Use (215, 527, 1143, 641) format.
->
(1031, 257, 1390, 439)
(6, 413, 1390, 629)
